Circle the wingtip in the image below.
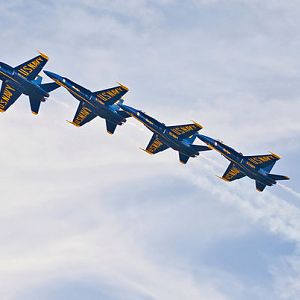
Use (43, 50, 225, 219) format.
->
(139, 147, 153, 155)
(66, 120, 80, 127)
(0, 109, 5, 113)
(32, 111, 38, 115)
(37, 50, 49, 60)
(216, 175, 228, 182)
(269, 151, 281, 159)
(191, 120, 203, 129)
(117, 82, 129, 91)
(107, 131, 114, 135)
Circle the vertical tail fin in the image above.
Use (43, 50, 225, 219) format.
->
(106, 120, 118, 135)
(256, 181, 267, 192)
(33, 75, 43, 85)
(179, 152, 190, 164)
(29, 96, 42, 115)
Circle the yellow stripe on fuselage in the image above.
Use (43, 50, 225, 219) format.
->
(0, 70, 19, 85)
(54, 79, 96, 109)
(129, 113, 186, 149)
(209, 144, 259, 178)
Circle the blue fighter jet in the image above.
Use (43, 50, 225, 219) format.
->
(44, 71, 130, 134)
(197, 134, 289, 192)
(0, 52, 59, 114)
(119, 104, 211, 164)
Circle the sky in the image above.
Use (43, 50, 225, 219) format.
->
(0, 0, 300, 299)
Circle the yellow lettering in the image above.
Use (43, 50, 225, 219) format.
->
(0, 84, 16, 108)
(226, 168, 240, 180)
(148, 139, 163, 153)
(171, 125, 196, 136)
(17, 57, 43, 77)
(74, 107, 91, 124)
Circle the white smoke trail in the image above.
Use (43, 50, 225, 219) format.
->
(48, 95, 71, 108)
(198, 153, 300, 202)
(127, 119, 148, 133)
(278, 183, 300, 200)
(199, 154, 224, 170)
(184, 162, 300, 243)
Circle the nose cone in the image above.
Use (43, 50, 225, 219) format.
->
(43, 70, 62, 81)
(197, 134, 216, 146)
(119, 104, 139, 116)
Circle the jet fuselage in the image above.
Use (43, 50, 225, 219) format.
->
(0, 62, 49, 98)
(121, 104, 200, 157)
(198, 134, 276, 186)
(44, 71, 126, 125)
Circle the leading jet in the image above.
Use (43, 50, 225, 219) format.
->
(119, 104, 211, 164)
(0, 52, 59, 114)
(44, 71, 130, 134)
(197, 134, 289, 192)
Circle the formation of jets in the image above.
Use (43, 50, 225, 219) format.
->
(0, 52, 289, 192)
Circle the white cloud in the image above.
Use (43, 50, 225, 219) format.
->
(0, 1, 299, 299)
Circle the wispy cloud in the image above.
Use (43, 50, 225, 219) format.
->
(0, 1, 299, 299)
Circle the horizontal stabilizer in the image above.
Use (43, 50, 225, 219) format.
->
(41, 82, 60, 93)
(269, 174, 290, 181)
(179, 152, 190, 164)
(29, 96, 42, 115)
(33, 75, 43, 85)
(106, 120, 118, 135)
(191, 145, 212, 152)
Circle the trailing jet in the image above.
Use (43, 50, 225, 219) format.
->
(119, 104, 211, 164)
(0, 52, 59, 114)
(44, 71, 130, 134)
(197, 134, 289, 192)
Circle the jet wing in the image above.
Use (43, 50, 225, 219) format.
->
(221, 162, 245, 182)
(143, 134, 169, 155)
(245, 154, 280, 172)
(93, 84, 128, 106)
(68, 101, 97, 127)
(15, 52, 49, 81)
(0, 82, 22, 112)
(167, 122, 203, 139)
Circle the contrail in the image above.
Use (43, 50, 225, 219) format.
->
(184, 163, 300, 244)
(198, 154, 224, 170)
(48, 96, 71, 108)
(128, 120, 147, 133)
(197, 155, 300, 202)
(278, 183, 300, 200)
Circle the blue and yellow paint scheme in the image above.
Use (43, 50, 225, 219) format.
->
(0, 52, 59, 114)
(119, 104, 211, 164)
(197, 134, 289, 192)
(44, 71, 130, 134)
